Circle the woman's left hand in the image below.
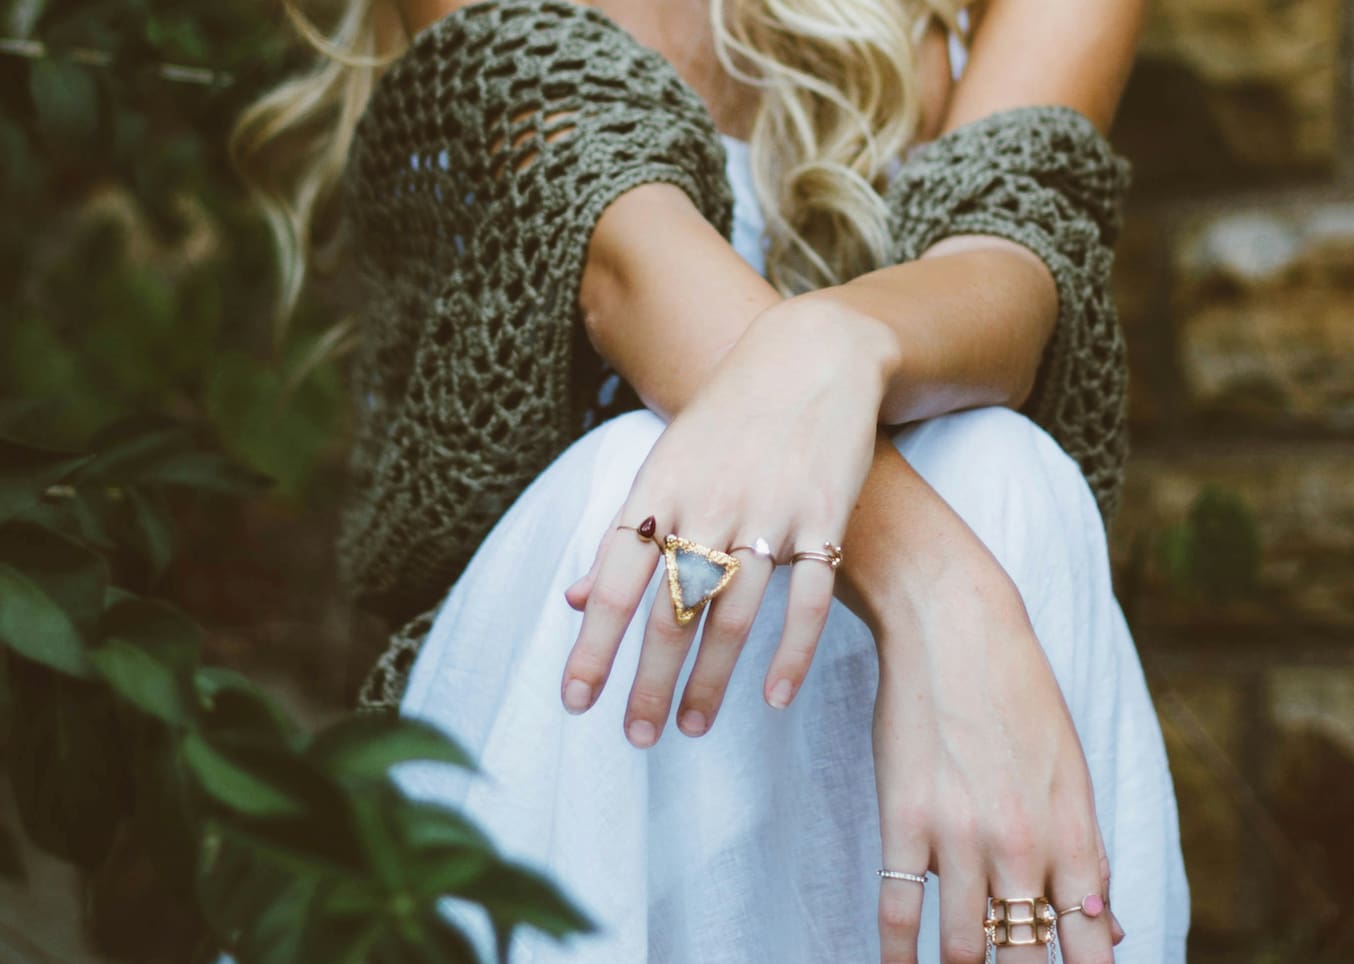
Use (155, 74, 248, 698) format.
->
(558, 297, 898, 746)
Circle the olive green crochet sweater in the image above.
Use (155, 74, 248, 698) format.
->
(338, 0, 1132, 628)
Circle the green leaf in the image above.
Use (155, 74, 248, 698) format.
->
(472, 861, 595, 942)
(182, 732, 308, 819)
(92, 597, 202, 726)
(0, 437, 91, 522)
(125, 486, 175, 578)
(29, 56, 99, 144)
(0, 520, 109, 637)
(195, 667, 302, 748)
(0, 563, 93, 678)
(307, 716, 477, 783)
(92, 639, 191, 725)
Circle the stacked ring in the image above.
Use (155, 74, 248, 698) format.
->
(791, 541, 844, 570)
(877, 869, 928, 885)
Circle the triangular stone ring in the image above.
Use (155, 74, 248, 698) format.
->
(662, 535, 740, 626)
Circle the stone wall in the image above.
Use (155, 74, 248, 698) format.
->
(1108, 1, 1353, 959)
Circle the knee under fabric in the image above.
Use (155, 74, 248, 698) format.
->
(338, 0, 1134, 690)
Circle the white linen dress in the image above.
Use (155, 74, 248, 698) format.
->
(393, 28, 1189, 963)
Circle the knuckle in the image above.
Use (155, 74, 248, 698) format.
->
(647, 617, 689, 651)
(588, 587, 632, 621)
(627, 686, 670, 717)
(796, 594, 831, 627)
(993, 822, 1040, 864)
(941, 933, 986, 963)
(877, 893, 920, 934)
(708, 605, 755, 643)
(681, 678, 724, 711)
(939, 809, 979, 849)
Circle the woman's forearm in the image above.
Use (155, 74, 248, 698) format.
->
(797, 235, 1059, 426)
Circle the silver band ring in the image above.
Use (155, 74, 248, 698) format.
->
(791, 541, 844, 570)
(728, 537, 778, 564)
(877, 869, 928, 885)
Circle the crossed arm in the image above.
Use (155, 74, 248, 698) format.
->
(577, 0, 1143, 637)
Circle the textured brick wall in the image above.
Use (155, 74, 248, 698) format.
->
(1108, 1, 1353, 958)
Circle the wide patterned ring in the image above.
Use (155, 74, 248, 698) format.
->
(984, 897, 1057, 947)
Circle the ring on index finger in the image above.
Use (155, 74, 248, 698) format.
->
(728, 536, 778, 565)
(616, 514, 661, 544)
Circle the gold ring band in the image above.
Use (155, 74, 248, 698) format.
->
(984, 897, 1057, 948)
(728, 537, 778, 564)
(790, 541, 844, 570)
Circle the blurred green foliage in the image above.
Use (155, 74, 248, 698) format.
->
(0, 428, 593, 962)
(0, 3, 599, 960)
(2, 0, 344, 497)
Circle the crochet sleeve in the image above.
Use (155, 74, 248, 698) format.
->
(339, 0, 734, 620)
(881, 105, 1133, 521)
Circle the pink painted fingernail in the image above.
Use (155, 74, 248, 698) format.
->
(627, 719, 657, 748)
(768, 679, 794, 709)
(679, 710, 707, 736)
(563, 679, 592, 714)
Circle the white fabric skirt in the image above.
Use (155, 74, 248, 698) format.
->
(395, 405, 1191, 962)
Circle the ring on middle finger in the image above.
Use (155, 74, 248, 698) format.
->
(728, 537, 778, 565)
(662, 534, 740, 627)
(984, 896, 1057, 948)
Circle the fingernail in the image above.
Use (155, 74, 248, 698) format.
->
(678, 710, 707, 736)
(767, 679, 794, 709)
(562, 679, 592, 714)
(627, 719, 656, 748)
(1111, 911, 1126, 944)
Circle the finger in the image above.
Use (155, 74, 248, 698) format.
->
(763, 550, 836, 709)
(875, 815, 930, 963)
(985, 862, 1051, 964)
(1048, 826, 1114, 964)
(623, 529, 730, 747)
(1095, 836, 1125, 946)
(564, 509, 624, 610)
(560, 515, 665, 714)
(937, 851, 988, 964)
(676, 546, 775, 736)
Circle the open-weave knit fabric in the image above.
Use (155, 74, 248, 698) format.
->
(340, 2, 1137, 710)
(338, 0, 734, 622)
(883, 104, 1133, 520)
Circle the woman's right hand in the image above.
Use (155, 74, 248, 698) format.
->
(560, 296, 899, 746)
(865, 500, 1126, 963)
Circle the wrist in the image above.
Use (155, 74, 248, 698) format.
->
(837, 437, 1024, 649)
(759, 291, 903, 408)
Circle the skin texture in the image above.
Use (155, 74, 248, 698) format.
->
(391, 0, 1144, 960)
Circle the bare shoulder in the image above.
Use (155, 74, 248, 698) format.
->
(942, 0, 1146, 134)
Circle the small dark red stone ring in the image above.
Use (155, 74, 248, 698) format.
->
(617, 514, 660, 542)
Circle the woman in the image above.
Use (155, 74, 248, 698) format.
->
(235, 0, 1189, 960)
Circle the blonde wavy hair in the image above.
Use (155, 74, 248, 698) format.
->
(232, 0, 970, 322)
